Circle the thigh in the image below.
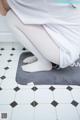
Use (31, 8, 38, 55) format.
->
(23, 24, 60, 65)
(6, 10, 60, 65)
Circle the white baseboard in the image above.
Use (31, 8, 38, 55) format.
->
(0, 32, 17, 42)
(0, 17, 17, 42)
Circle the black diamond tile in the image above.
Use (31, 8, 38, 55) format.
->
(0, 87, 2, 90)
(10, 101, 18, 108)
(31, 87, 38, 91)
(22, 48, 26, 51)
(14, 87, 20, 92)
(12, 48, 16, 50)
(0, 76, 6, 80)
(10, 54, 14, 56)
(66, 86, 73, 91)
(71, 100, 79, 107)
(7, 60, 12, 62)
(49, 86, 55, 91)
(31, 101, 38, 107)
(51, 100, 59, 107)
(4, 67, 9, 70)
(0, 48, 4, 50)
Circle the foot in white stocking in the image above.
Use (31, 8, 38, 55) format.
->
(22, 60, 52, 72)
(23, 56, 37, 64)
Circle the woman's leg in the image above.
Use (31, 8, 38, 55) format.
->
(18, 24, 60, 72)
(6, 10, 52, 72)
(11, 24, 53, 72)
(21, 24, 60, 72)
(6, 10, 60, 72)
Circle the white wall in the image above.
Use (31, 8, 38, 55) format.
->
(0, 16, 16, 42)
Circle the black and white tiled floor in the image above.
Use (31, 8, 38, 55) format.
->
(0, 42, 80, 120)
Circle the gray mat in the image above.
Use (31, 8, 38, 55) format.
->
(16, 52, 80, 85)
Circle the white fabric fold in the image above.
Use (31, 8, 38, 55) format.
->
(7, 0, 80, 25)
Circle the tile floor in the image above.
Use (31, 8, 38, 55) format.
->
(0, 42, 80, 120)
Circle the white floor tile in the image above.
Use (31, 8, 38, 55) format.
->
(6, 60, 19, 70)
(0, 68, 5, 77)
(35, 104, 56, 120)
(35, 89, 53, 103)
(57, 104, 80, 120)
(1, 78, 18, 90)
(71, 89, 80, 103)
(53, 85, 67, 89)
(15, 89, 34, 104)
(70, 86, 80, 89)
(0, 60, 8, 68)
(35, 85, 51, 89)
(1, 67, 18, 90)
(0, 105, 12, 120)
(5, 67, 17, 80)
(0, 78, 2, 84)
(17, 84, 33, 90)
(53, 89, 73, 104)
(76, 104, 80, 117)
(8, 51, 22, 61)
(12, 105, 34, 120)
(0, 90, 15, 104)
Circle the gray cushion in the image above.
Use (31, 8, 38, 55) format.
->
(16, 52, 80, 85)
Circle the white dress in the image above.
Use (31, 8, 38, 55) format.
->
(7, 0, 80, 68)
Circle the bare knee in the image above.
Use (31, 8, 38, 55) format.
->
(44, 49, 60, 65)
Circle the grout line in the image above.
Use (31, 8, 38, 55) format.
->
(70, 91, 80, 119)
(10, 90, 18, 120)
(52, 91, 59, 120)
(33, 84, 36, 120)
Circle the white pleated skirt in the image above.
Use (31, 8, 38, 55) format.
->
(43, 23, 80, 68)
